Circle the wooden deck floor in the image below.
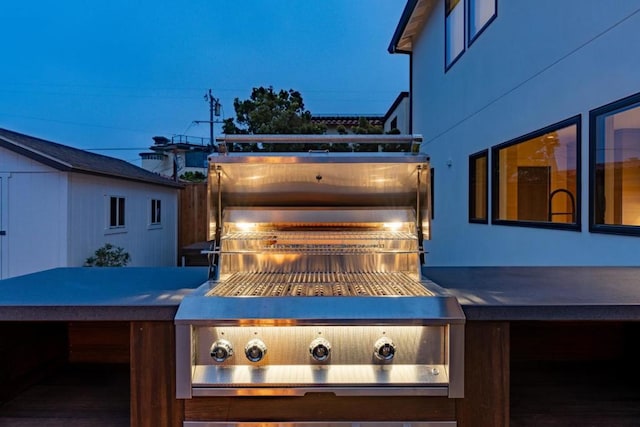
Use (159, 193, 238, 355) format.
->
(0, 364, 129, 427)
(2, 361, 640, 426)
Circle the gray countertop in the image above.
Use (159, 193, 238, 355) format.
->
(423, 267, 640, 321)
(1, 266, 639, 322)
(0, 267, 208, 321)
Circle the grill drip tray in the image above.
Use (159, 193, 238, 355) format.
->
(182, 421, 458, 427)
(184, 422, 457, 426)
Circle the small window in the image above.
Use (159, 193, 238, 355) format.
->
(151, 199, 162, 225)
(445, 0, 465, 69)
(590, 92, 640, 235)
(468, 0, 497, 44)
(469, 150, 488, 223)
(492, 116, 581, 230)
(109, 196, 125, 228)
(390, 117, 398, 131)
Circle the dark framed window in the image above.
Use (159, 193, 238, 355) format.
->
(492, 116, 581, 230)
(468, 0, 497, 44)
(151, 199, 162, 225)
(469, 150, 488, 223)
(390, 116, 398, 131)
(590, 92, 640, 235)
(109, 196, 125, 228)
(445, 0, 465, 70)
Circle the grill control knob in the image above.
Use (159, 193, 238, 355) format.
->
(373, 337, 396, 361)
(210, 339, 233, 363)
(244, 339, 267, 362)
(309, 337, 332, 362)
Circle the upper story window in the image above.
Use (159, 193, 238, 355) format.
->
(150, 199, 162, 225)
(590, 92, 640, 235)
(445, 0, 497, 70)
(109, 196, 126, 228)
(492, 116, 581, 230)
(469, 150, 488, 223)
(445, 0, 465, 69)
(468, 0, 497, 44)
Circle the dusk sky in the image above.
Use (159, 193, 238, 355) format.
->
(0, 1, 409, 164)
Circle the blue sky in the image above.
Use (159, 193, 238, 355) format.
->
(0, 1, 409, 164)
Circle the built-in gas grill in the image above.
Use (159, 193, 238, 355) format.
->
(175, 136, 465, 408)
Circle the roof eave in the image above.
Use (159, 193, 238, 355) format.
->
(388, 0, 420, 54)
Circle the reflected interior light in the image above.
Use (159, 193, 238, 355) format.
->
(384, 222, 404, 231)
(236, 222, 257, 232)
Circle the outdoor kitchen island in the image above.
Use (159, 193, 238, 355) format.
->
(0, 266, 639, 426)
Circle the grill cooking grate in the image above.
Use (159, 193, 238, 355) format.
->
(207, 272, 432, 297)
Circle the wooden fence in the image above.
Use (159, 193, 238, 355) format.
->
(178, 183, 209, 265)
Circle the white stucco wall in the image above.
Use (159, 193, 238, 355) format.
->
(0, 147, 68, 279)
(410, 1, 640, 265)
(67, 174, 179, 268)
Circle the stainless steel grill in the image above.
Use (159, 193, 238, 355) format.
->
(175, 140, 465, 409)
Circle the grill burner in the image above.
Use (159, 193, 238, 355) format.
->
(209, 272, 433, 297)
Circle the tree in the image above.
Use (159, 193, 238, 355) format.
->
(222, 86, 326, 152)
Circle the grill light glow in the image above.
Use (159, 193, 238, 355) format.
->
(236, 222, 257, 232)
(384, 222, 404, 231)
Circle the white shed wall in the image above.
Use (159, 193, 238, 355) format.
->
(411, 1, 640, 265)
(67, 174, 178, 268)
(0, 147, 69, 279)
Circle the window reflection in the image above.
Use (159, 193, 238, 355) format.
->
(493, 119, 579, 226)
(594, 101, 640, 227)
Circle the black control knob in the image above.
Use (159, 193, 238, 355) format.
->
(309, 337, 332, 362)
(373, 337, 396, 361)
(244, 339, 267, 362)
(210, 339, 233, 363)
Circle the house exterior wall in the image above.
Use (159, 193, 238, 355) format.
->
(67, 173, 179, 268)
(384, 96, 410, 134)
(0, 147, 69, 279)
(411, 1, 640, 265)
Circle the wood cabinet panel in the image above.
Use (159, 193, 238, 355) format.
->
(456, 321, 509, 427)
(130, 321, 183, 427)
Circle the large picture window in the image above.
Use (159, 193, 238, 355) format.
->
(469, 150, 488, 223)
(445, 0, 465, 69)
(590, 93, 640, 235)
(492, 116, 580, 230)
(468, 0, 497, 44)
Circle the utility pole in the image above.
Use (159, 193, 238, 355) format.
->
(203, 89, 221, 148)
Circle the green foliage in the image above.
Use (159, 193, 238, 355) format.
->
(85, 243, 131, 267)
(180, 171, 206, 182)
(223, 86, 327, 152)
(351, 117, 384, 135)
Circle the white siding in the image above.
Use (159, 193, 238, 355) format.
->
(411, 1, 640, 265)
(0, 147, 68, 278)
(67, 173, 178, 268)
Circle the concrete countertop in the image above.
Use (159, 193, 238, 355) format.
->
(2, 266, 639, 322)
(0, 267, 208, 321)
(423, 267, 640, 321)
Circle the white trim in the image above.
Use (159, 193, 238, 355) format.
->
(0, 136, 73, 169)
(0, 173, 11, 279)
